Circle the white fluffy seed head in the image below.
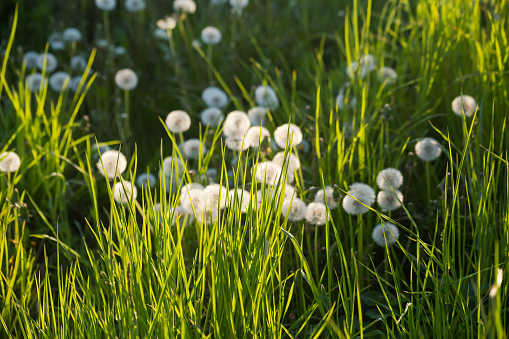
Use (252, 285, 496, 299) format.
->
(415, 137, 442, 162)
(160, 156, 184, 178)
(342, 183, 376, 215)
(114, 69, 138, 90)
(253, 161, 283, 186)
(336, 83, 356, 110)
(156, 16, 177, 30)
(451, 95, 477, 118)
(372, 223, 399, 247)
(247, 107, 266, 126)
(377, 67, 397, 84)
(173, 0, 196, 13)
(225, 137, 249, 151)
(315, 186, 337, 210)
(228, 189, 250, 213)
(125, 0, 146, 12)
(25, 73, 47, 92)
(63, 27, 82, 43)
(182, 139, 206, 160)
(255, 85, 279, 110)
(180, 187, 206, 214)
(0, 152, 21, 173)
(69, 76, 84, 93)
(223, 111, 251, 138)
(245, 126, 271, 148)
(165, 110, 191, 133)
(201, 26, 222, 45)
(200, 107, 224, 126)
(36, 53, 58, 73)
(272, 151, 300, 171)
(305, 202, 328, 225)
(377, 190, 403, 211)
(203, 184, 228, 210)
(376, 168, 404, 191)
(96, 150, 128, 180)
(274, 123, 303, 149)
(282, 198, 307, 222)
(180, 183, 204, 197)
(49, 72, 70, 92)
(23, 51, 39, 70)
(71, 56, 87, 71)
(346, 54, 376, 79)
(202, 87, 228, 108)
(135, 172, 156, 189)
(113, 180, 137, 204)
(96, 0, 116, 10)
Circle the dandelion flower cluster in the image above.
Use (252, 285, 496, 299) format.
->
(255, 85, 279, 110)
(315, 186, 337, 210)
(36, 53, 58, 73)
(372, 223, 399, 247)
(23, 51, 39, 69)
(377, 67, 398, 84)
(253, 161, 284, 186)
(26, 73, 47, 92)
(96, 150, 128, 180)
(0, 151, 21, 173)
(200, 107, 224, 126)
(49, 72, 70, 92)
(135, 172, 156, 189)
(305, 202, 328, 225)
(223, 111, 251, 138)
(181, 139, 206, 160)
(244, 126, 270, 148)
(377, 190, 403, 211)
(165, 110, 192, 133)
(201, 26, 222, 45)
(336, 83, 356, 110)
(415, 137, 442, 162)
(114, 69, 138, 90)
(247, 107, 266, 126)
(451, 95, 477, 118)
(342, 183, 376, 215)
(63, 28, 82, 43)
(228, 188, 251, 213)
(157, 16, 177, 30)
(113, 180, 137, 204)
(230, 0, 249, 11)
(202, 87, 228, 108)
(173, 0, 196, 13)
(125, 0, 146, 12)
(274, 123, 303, 148)
(282, 198, 307, 222)
(376, 168, 403, 191)
(96, 0, 116, 11)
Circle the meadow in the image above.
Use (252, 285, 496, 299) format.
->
(0, 0, 508, 337)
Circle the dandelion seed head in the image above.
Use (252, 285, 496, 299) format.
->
(180, 187, 206, 214)
(377, 67, 398, 84)
(23, 51, 39, 69)
(125, 0, 146, 12)
(282, 198, 307, 222)
(156, 16, 177, 30)
(25, 73, 47, 92)
(95, 0, 116, 11)
(415, 137, 442, 162)
(200, 107, 224, 126)
(255, 85, 279, 110)
(182, 139, 206, 160)
(173, 0, 196, 13)
(274, 123, 303, 149)
(451, 95, 477, 118)
(113, 180, 137, 204)
(247, 106, 266, 126)
(245, 126, 271, 148)
(372, 223, 399, 247)
(49, 72, 70, 92)
(115, 46, 127, 55)
(0, 151, 21, 173)
(253, 161, 284, 186)
(315, 186, 338, 210)
(48, 32, 65, 51)
(160, 156, 185, 178)
(203, 184, 228, 210)
(36, 53, 58, 73)
(135, 172, 157, 189)
(63, 27, 82, 43)
(202, 87, 228, 108)
(71, 56, 87, 72)
(180, 183, 204, 197)
(114, 69, 138, 90)
(305, 202, 328, 225)
(201, 26, 222, 45)
(96, 150, 127, 180)
(342, 183, 376, 215)
(376, 168, 404, 191)
(165, 110, 192, 133)
(272, 151, 300, 171)
(228, 188, 251, 213)
(225, 137, 249, 151)
(223, 111, 250, 138)
(377, 190, 403, 211)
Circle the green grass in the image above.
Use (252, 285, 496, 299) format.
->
(0, 0, 508, 337)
